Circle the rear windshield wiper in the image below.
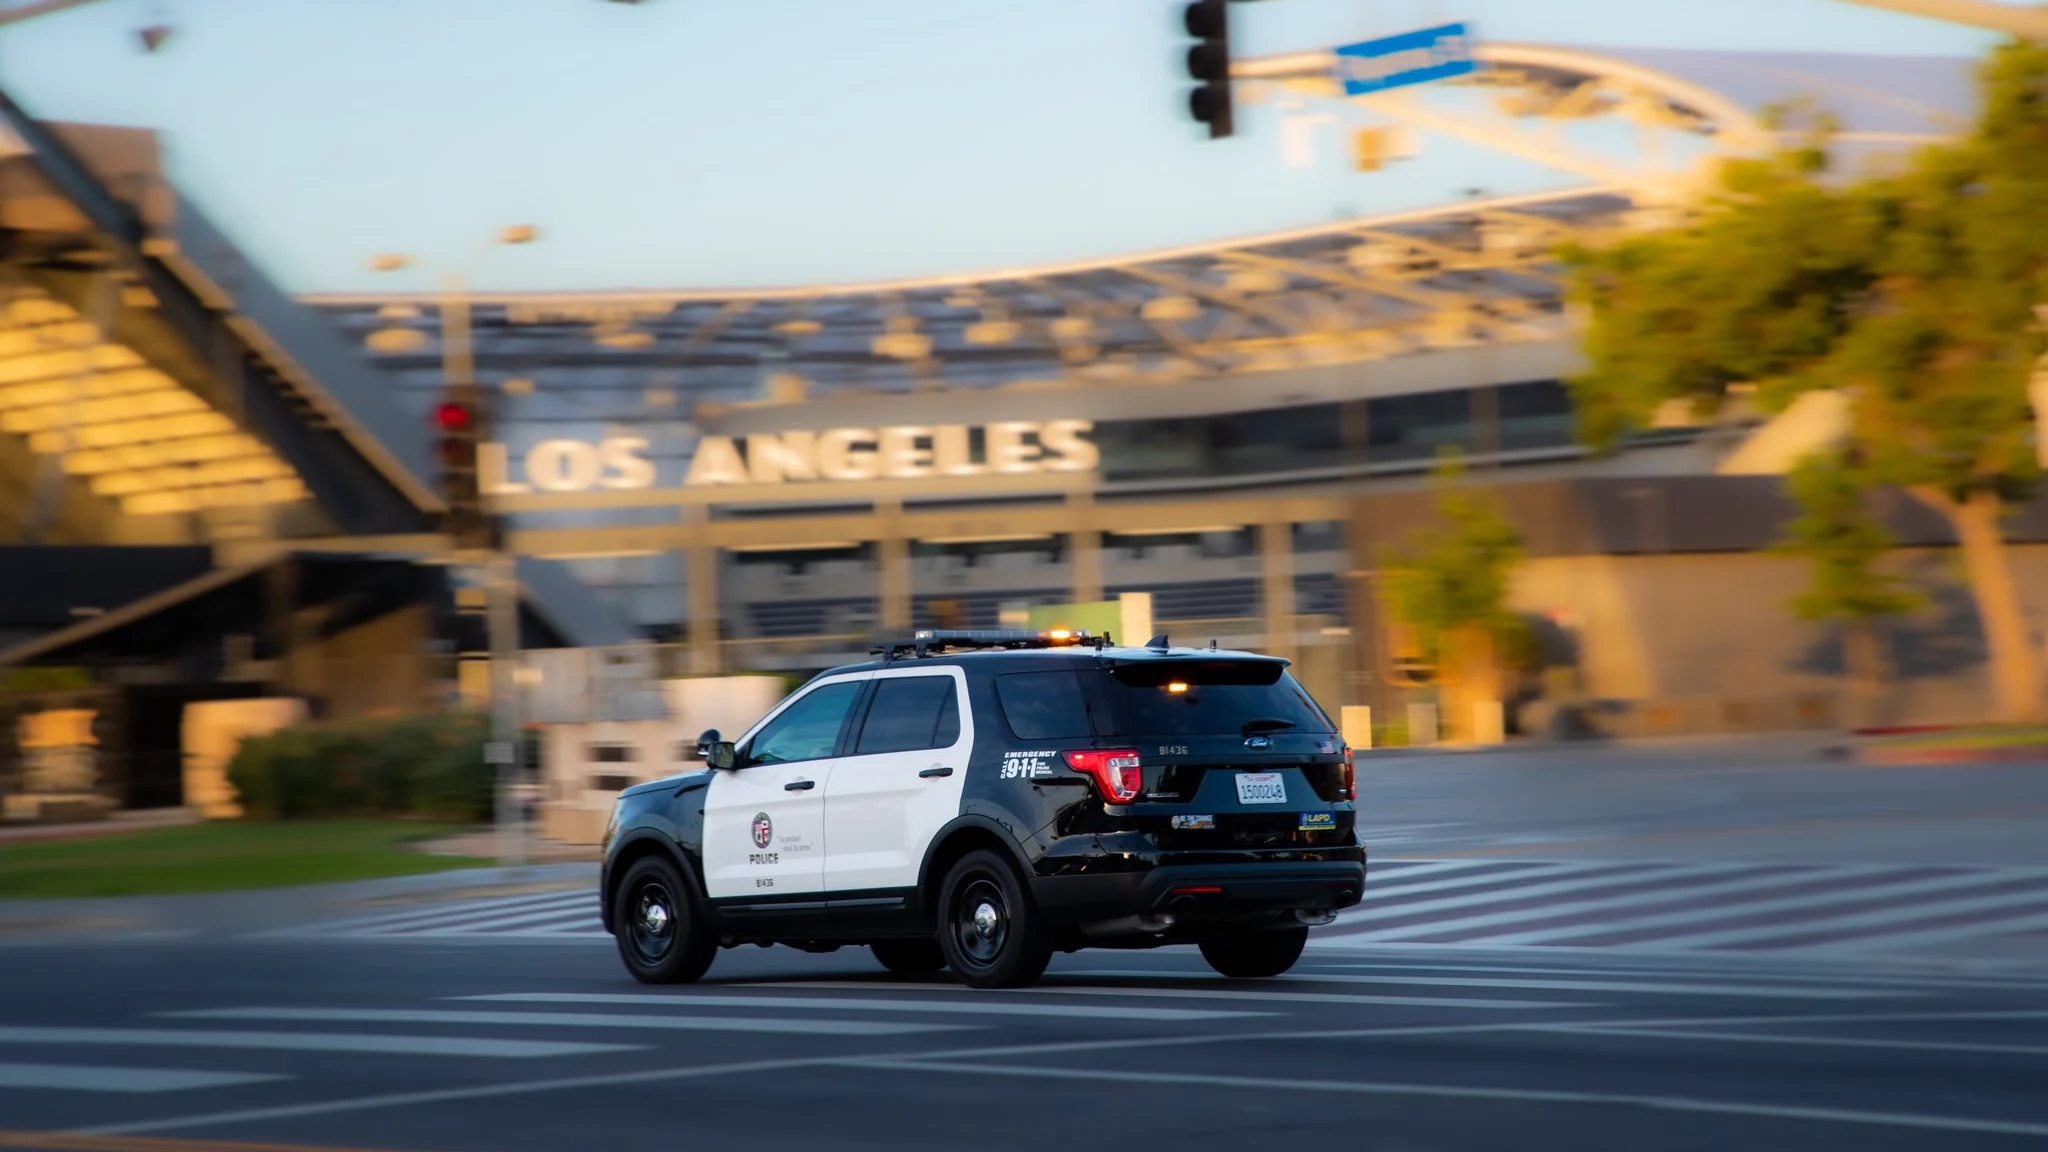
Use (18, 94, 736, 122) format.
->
(1240, 718, 1298, 734)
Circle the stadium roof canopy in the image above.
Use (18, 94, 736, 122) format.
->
(304, 46, 1978, 422)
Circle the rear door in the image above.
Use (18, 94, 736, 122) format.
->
(821, 666, 972, 895)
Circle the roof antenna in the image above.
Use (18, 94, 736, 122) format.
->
(1146, 634, 1169, 649)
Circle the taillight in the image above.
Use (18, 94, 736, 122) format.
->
(1063, 748, 1143, 804)
(1340, 746, 1356, 801)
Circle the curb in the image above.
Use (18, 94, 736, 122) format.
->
(1858, 745, 2048, 766)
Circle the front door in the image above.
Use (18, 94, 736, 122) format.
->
(702, 676, 868, 901)
(822, 667, 973, 895)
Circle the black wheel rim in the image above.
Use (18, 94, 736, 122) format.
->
(628, 879, 677, 965)
(951, 876, 1008, 970)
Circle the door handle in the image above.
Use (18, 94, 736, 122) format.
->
(918, 766, 954, 779)
(783, 779, 816, 792)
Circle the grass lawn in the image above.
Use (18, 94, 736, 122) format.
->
(0, 820, 491, 899)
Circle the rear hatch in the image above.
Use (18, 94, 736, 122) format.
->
(1058, 655, 1354, 849)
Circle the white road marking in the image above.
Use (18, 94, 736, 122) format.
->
(0, 1026, 635, 1059)
(1454, 868, 2044, 948)
(250, 890, 593, 937)
(77, 1020, 1543, 1137)
(858, 1058, 2048, 1140)
(1647, 886, 2048, 951)
(0, 1062, 288, 1093)
(1060, 971, 1900, 999)
(1779, 907, 2048, 958)
(1337, 865, 1889, 943)
(738, 980, 1596, 1011)
(458, 992, 1267, 1021)
(1530, 1025, 2048, 1058)
(161, 1007, 969, 1037)
(1340, 862, 1737, 926)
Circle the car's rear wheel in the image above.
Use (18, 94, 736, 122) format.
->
(1198, 925, 1308, 979)
(613, 855, 717, 985)
(870, 939, 947, 975)
(936, 850, 1054, 989)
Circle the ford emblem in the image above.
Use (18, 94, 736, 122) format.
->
(1245, 735, 1273, 749)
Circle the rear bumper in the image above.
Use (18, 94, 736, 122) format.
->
(1031, 858, 1366, 924)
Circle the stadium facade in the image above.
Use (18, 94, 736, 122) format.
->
(4, 42, 2041, 766)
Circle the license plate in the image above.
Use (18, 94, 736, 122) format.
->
(1234, 772, 1287, 804)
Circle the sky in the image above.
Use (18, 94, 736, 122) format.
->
(0, 0, 2005, 294)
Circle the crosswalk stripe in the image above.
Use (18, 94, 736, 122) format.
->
(0, 1062, 289, 1093)
(1310, 959, 2043, 992)
(741, 981, 1600, 1011)
(1059, 971, 1901, 1000)
(0, 1026, 637, 1059)
(283, 891, 594, 937)
(1774, 905, 2048, 957)
(1352, 862, 1589, 901)
(161, 1007, 971, 1038)
(1333, 862, 1767, 933)
(354, 894, 595, 936)
(1330, 864, 1889, 944)
(1648, 886, 2048, 951)
(457, 991, 1266, 1021)
(1499, 869, 2048, 948)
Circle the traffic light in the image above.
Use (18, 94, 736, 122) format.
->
(432, 387, 496, 551)
(1183, 0, 1233, 139)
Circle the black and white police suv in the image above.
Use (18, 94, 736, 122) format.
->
(599, 629, 1366, 989)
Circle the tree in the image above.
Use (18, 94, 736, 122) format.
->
(1772, 448, 1924, 724)
(1561, 41, 2048, 721)
(1379, 451, 1525, 740)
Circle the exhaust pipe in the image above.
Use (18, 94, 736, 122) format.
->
(1294, 909, 1337, 927)
(1079, 912, 1177, 938)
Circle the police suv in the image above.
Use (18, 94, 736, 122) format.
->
(599, 629, 1366, 989)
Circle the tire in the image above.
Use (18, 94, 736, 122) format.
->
(935, 850, 1054, 989)
(870, 938, 947, 976)
(612, 855, 717, 985)
(1198, 925, 1309, 979)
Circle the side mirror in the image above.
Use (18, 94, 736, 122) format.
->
(696, 729, 739, 770)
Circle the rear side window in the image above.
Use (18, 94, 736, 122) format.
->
(1094, 660, 1331, 738)
(854, 676, 961, 755)
(994, 671, 1097, 741)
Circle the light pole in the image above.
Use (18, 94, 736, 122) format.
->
(370, 225, 539, 869)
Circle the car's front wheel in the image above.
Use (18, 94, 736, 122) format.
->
(936, 850, 1054, 989)
(612, 855, 717, 985)
(1198, 925, 1308, 979)
(870, 938, 947, 976)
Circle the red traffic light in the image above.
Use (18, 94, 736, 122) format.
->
(434, 401, 476, 432)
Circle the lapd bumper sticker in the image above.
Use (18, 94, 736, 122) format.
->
(1298, 812, 1337, 831)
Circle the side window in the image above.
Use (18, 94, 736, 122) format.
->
(745, 681, 863, 766)
(994, 671, 1096, 741)
(853, 676, 961, 756)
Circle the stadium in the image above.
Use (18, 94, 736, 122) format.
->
(3, 36, 2041, 819)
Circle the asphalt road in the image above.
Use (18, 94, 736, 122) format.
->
(3, 738, 2046, 1151)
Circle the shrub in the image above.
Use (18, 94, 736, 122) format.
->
(227, 712, 492, 822)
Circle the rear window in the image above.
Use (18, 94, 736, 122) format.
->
(1097, 660, 1331, 738)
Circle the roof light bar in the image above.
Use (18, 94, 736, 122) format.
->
(872, 628, 1111, 660)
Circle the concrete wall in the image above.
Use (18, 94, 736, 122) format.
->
(297, 603, 438, 720)
(1512, 544, 2048, 726)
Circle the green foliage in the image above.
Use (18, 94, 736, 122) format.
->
(1772, 449, 1924, 623)
(1379, 451, 1525, 660)
(227, 712, 492, 822)
(1560, 40, 2048, 505)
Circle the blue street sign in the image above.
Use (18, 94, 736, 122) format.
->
(1332, 22, 1478, 98)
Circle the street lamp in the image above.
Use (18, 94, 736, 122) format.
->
(369, 225, 540, 870)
